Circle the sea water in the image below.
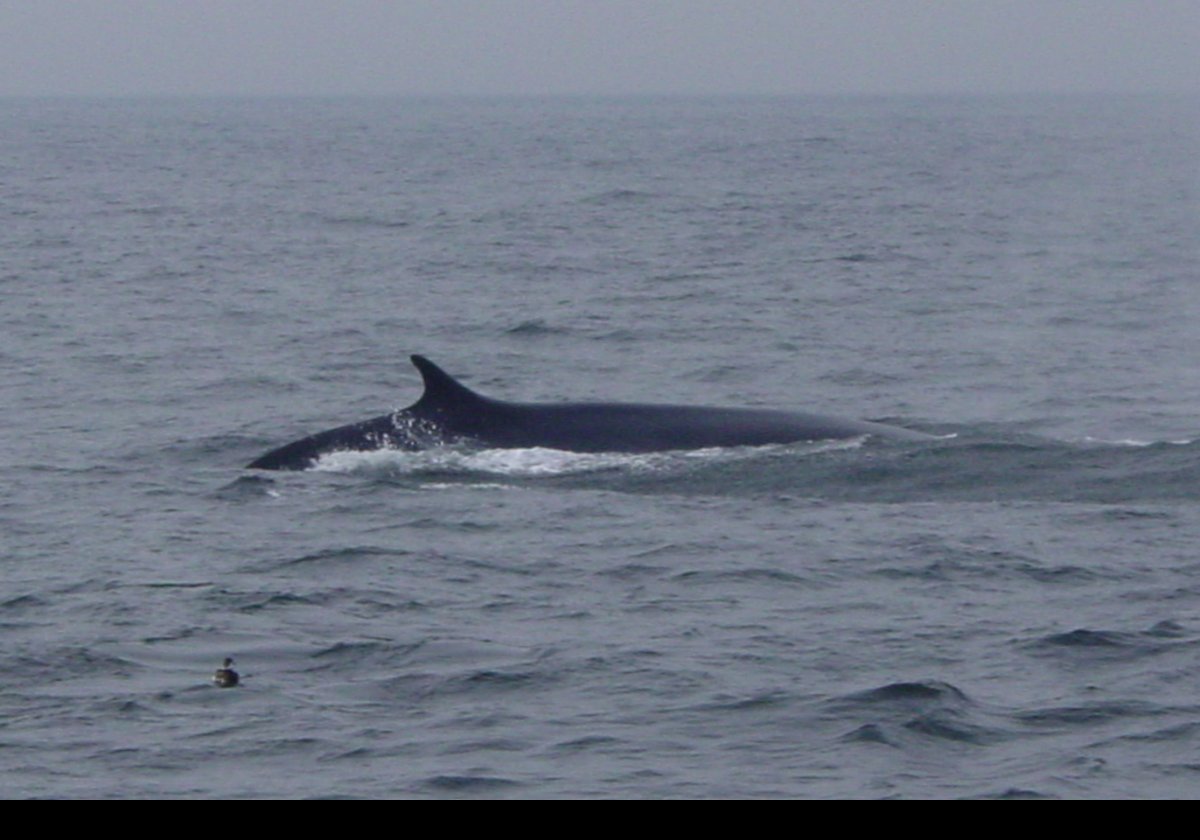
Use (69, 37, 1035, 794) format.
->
(1, 95, 1198, 797)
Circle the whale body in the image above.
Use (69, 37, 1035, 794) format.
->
(246, 355, 934, 470)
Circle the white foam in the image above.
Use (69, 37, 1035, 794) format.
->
(307, 438, 855, 478)
(309, 445, 647, 476)
(309, 447, 419, 472)
(1078, 436, 1196, 448)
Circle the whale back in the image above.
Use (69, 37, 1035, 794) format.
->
(246, 355, 934, 468)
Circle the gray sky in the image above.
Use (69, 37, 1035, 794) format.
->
(2, 1, 1197, 96)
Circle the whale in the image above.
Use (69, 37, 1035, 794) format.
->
(246, 355, 935, 470)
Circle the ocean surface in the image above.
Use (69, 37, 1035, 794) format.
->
(2, 95, 1198, 798)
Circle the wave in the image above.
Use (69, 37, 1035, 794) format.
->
(255, 430, 1200, 504)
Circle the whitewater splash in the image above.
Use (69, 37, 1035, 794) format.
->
(308, 438, 867, 479)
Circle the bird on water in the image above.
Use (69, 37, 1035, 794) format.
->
(213, 657, 239, 688)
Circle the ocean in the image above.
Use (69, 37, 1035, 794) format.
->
(2, 94, 1198, 798)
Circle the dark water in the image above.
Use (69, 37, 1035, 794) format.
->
(2, 95, 1199, 798)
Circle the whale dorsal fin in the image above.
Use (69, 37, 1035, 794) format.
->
(410, 355, 488, 412)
